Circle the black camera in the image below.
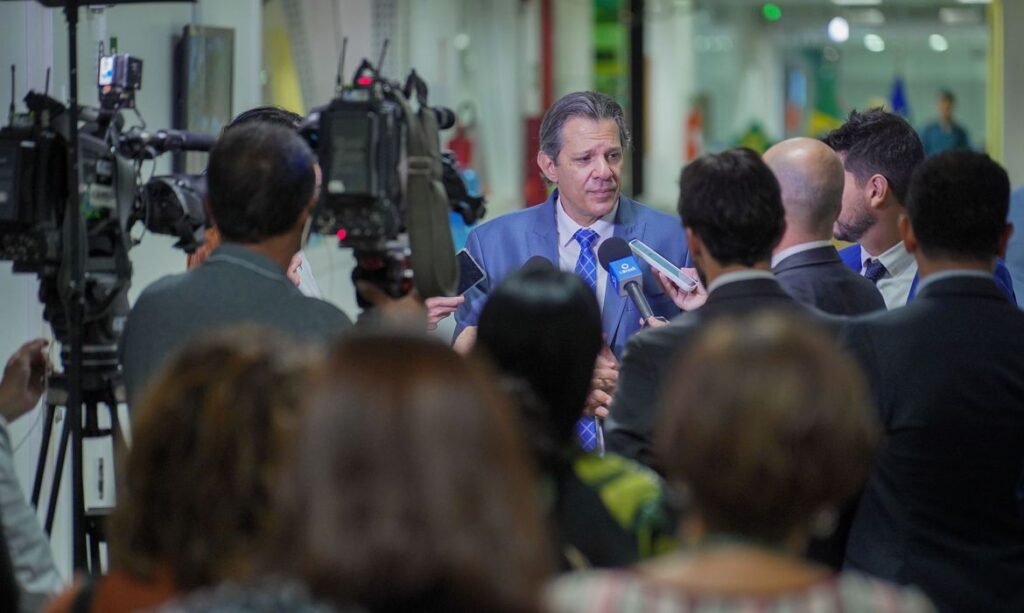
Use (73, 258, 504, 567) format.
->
(303, 58, 485, 304)
(0, 53, 213, 360)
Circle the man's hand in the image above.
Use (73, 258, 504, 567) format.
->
(286, 253, 304, 288)
(584, 344, 619, 418)
(0, 339, 51, 423)
(424, 295, 465, 331)
(654, 267, 707, 311)
(355, 282, 428, 330)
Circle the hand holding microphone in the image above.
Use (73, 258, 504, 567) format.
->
(598, 237, 657, 325)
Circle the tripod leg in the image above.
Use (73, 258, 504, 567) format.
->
(44, 406, 73, 535)
(30, 403, 57, 508)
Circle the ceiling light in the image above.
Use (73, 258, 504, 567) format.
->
(929, 33, 949, 52)
(864, 33, 885, 52)
(828, 17, 850, 43)
(832, 0, 882, 6)
(956, 0, 991, 4)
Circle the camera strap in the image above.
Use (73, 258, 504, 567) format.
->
(392, 86, 457, 299)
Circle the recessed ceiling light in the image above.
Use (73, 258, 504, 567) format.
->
(828, 17, 850, 43)
(864, 33, 885, 52)
(929, 34, 949, 52)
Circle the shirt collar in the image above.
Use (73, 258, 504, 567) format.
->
(206, 243, 293, 284)
(916, 269, 994, 293)
(861, 240, 916, 277)
(770, 240, 834, 268)
(707, 269, 776, 293)
(556, 196, 619, 248)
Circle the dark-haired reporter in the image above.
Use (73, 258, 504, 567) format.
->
(120, 124, 352, 407)
(840, 150, 1024, 612)
(475, 266, 675, 569)
(606, 148, 832, 471)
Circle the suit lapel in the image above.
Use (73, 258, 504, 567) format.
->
(603, 197, 645, 348)
(527, 191, 560, 267)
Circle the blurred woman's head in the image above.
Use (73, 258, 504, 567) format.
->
(476, 263, 602, 455)
(275, 333, 550, 613)
(109, 326, 318, 589)
(656, 313, 878, 547)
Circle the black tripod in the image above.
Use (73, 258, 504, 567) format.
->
(30, 348, 125, 575)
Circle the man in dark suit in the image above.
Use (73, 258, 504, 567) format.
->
(823, 108, 1014, 306)
(605, 148, 827, 470)
(764, 138, 885, 315)
(842, 150, 1024, 612)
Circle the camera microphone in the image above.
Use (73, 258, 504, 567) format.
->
(121, 128, 215, 155)
(598, 237, 655, 322)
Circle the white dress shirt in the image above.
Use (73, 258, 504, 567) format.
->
(556, 197, 618, 313)
(860, 241, 918, 310)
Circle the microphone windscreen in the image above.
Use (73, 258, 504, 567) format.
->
(597, 236, 632, 270)
(521, 255, 555, 272)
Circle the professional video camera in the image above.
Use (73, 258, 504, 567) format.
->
(0, 53, 212, 355)
(302, 52, 485, 305)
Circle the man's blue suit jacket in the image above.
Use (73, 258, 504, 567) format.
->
(454, 190, 690, 358)
(838, 243, 1017, 304)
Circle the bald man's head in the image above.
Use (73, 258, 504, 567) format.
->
(764, 137, 845, 241)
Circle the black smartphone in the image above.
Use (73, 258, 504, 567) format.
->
(456, 249, 487, 295)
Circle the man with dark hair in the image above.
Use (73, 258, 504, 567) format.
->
(823, 108, 1014, 308)
(606, 148, 826, 469)
(186, 106, 323, 298)
(120, 123, 352, 406)
(427, 91, 690, 359)
(920, 90, 969, 156)
(765, 137, 884, 315)
(841, 150, 1024, 612)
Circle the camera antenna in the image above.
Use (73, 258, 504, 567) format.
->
(376, 38, 390, 75)
(335, 37, 348, 91)
(8, 65, 14, 124)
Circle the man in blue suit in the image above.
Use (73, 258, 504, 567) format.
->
(823, 108, 1014, 307)
(427, 91, 690, 359)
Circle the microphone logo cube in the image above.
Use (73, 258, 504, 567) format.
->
(609, 256, 641, 295)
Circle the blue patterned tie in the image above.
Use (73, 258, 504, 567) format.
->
(863, 258, 888, 284)
(573, 228, 599, 292)
(572, 228, 602, 453)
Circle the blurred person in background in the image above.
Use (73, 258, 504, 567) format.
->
(919, 90, 969, 157)
(172, 334, 551, 613)
(475, 263, 675, 570)
(0, 340, 64, 612)
(47, 327, 319, 613)
(547, 313, 934, 613)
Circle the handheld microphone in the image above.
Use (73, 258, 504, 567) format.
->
(598, 237, 655, 322)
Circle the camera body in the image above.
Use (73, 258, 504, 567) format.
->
(314, 79, 405, 247)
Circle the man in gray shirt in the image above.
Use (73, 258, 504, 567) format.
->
(120, 123, 352, 407)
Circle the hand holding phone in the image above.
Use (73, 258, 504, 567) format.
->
(628, 239, 697, 291)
